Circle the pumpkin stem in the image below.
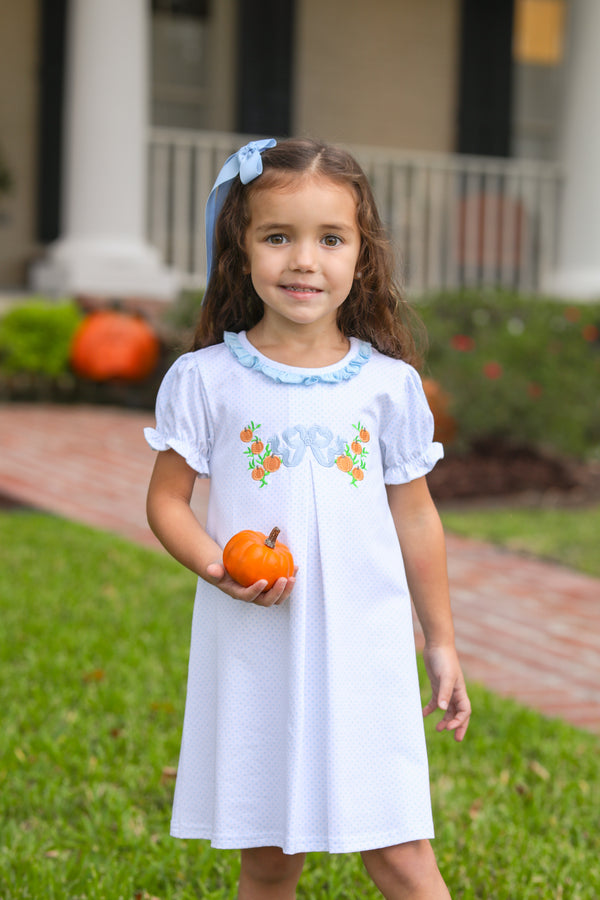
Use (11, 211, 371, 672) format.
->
(264, 527, 280, 549)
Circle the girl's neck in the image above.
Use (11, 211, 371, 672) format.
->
(246, 321, 350, 368)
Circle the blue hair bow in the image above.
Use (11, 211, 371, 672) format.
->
(205, 138, 277, 285)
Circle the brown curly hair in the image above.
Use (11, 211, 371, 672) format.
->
(192, 138, 425, 366)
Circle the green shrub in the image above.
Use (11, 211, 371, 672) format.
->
(0, 298, 83, 377)
(417, 290, 600, 460)
(161, 289, 204, 334)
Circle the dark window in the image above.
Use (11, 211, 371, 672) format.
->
(237, 0, 295, 137)
(457, 0, 515, 156)
(152, 0, 209, 17)
(36, 0, 68, 241)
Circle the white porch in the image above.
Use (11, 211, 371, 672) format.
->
(147, 128, 563, 297)
(24, 0, 600, 301)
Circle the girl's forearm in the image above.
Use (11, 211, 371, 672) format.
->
(147, 453, 296, 607)
(147, 495, 221, 578)
(386, 479, 456, 647)
(146, 451, 222, 579)
(401, 515, 456, 647)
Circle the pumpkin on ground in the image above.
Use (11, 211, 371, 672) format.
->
(70, 309, 160, 382)
(422, 377, 457, 444)
(223, 527, 294, 590)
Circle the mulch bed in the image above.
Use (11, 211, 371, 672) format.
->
(428, 441, 600, 508)
(0, 494, 34, 511)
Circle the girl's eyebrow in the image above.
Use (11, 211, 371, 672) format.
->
(320, 223, 354, 233)
(254, 222, 354, 234)
(253, 222, 290, 234)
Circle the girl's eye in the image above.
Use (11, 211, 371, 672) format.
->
(266, 234, 288, 245)
(322, 234, 342, 247)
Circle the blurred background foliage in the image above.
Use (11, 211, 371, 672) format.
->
(0, 298, 82, 377)
(1, 289, 599, 462)
(418, 290, 600, 460)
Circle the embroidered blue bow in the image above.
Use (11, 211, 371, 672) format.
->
(269, 426, 346, 468)
(205, 138, 277, 284)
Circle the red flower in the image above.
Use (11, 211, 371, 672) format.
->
(582, 323, 599, 342)
(564, 306, 581, 323)
(483, 361, 503, 380)
(528, 382, 543, 399)
(451, 334, 475, 352)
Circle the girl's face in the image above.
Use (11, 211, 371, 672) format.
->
(244, 175, 361, 334)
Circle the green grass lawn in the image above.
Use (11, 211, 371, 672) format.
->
(1, 511, 599, 899)
(441, 503, 600, 578)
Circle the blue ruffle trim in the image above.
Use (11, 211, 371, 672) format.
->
(223, 332, 371, 384)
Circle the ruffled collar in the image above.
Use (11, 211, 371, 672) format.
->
(223, 331, 371, 385)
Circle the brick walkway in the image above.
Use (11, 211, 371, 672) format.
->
(1, 402, 599, 735)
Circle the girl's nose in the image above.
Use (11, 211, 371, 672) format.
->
(290, 240, 317, 272)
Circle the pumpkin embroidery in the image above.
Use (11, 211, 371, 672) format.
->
(241, 422, 283, 488)
(335, 421, 370, 487)
(240, 419, 369, 488)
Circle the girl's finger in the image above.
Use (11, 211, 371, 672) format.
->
(206, 561, 225, 581)
(440, 713, 470, 742)
(435, 678, 455, 713)
(275, 574, 296, 604)
(256, 576, 294, 606)
(243, 580, 269, 602)
(436, 699, 471, 739)
(422, 697, 438, 718)
(248, 575, 296, 607)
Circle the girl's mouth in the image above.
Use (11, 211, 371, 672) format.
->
(281, 284, 321, 293)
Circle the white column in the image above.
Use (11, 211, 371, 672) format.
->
(31, 0, 178, 299)
(547, 0, 600, 299)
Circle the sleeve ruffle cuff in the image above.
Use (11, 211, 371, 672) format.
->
(144, 427, 210, 477)
(384, 442, 444, 484)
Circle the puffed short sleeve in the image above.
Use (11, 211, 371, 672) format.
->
(380, 364, 444, 484)
(144, 353, 212, 476)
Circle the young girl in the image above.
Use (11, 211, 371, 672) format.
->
(145, 137, 471, 899)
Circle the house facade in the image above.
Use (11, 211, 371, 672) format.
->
(0, 0, 598, 299)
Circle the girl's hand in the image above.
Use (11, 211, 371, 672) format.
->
(422, 645, 471, 742)
(205, 562, 296, 607)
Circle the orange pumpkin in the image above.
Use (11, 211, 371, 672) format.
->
(223, 527, 294, 589)
(422, 377, 457, 444)
(263, 455, 281, 472)
(70, 309, 160, 382)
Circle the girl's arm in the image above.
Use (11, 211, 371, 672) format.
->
(386, 477, 471, 741)
(146, 449, 295, 606)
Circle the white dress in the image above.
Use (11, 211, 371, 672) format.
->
(145, 330, 443, 855)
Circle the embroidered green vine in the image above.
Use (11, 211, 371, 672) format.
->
(335, 421, 369, 486)
(240, 421, 282, 488)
